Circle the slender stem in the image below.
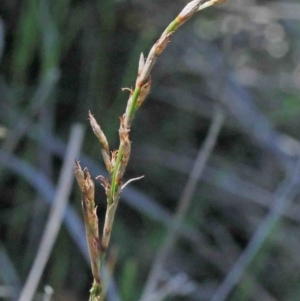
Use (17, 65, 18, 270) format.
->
(110, 86, 142, 200)
(110, 148, 122, 202)
(166, 19, 181, 33)
(80, 2, 229, 300)
(127, 86, 142, 123)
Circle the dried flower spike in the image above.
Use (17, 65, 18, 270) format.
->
(137, 53, 145, 78)
(177, 0, 203, 23)
(89, 111, 112, 173)
(137, 76, 151, 108)
(74, 160, 85, 189)
(96, 175, 111, 197)
(198, 0, 227, 11)
(74, 1, 228, 300)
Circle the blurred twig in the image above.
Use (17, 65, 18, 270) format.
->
(0, 242, 21, 300)
(17, 124, 85, 301)
(0, 17, 4, 61)
(136, 145, 300, 224)
(0, 68, 59, 177)
(26, 1, 58, 265)
(210, 156, 300, 301)
(141, 106, 225, 300)
(141, 273, 196, 301)
(42, 286, 54, 301)
(0, 148, 88, 259)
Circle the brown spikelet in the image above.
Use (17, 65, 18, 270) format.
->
(137, 76, 151, 108)
(155, 33, 172, 56)
(89, 111, 112, 173)
(74, 160, 85, 189)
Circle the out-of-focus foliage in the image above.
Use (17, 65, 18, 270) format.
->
(1, 0, 300, 300)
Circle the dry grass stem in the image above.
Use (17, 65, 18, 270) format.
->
(74, 1, 228, 300)
(18, 124, 85, 301)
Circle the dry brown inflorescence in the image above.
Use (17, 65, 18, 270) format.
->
(74, 1, 228, 300)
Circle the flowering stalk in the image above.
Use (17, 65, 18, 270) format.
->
(74, 161, 101, 301)
(110, 0, 221, 199)
(74, 0, 227, 300)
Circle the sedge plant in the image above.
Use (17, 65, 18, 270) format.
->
(74, 0, 228, 300)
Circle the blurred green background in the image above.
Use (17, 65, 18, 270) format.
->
(1, 0, 300, 300)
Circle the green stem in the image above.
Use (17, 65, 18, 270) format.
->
(127, 86, 142, 121)
(90, 280, 102, 301)
(110, 147, 122, 203)
(166, 19, 181, 33)
(110, 86, 141, 199)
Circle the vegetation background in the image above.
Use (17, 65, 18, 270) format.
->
(1, 0, 300, 300)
